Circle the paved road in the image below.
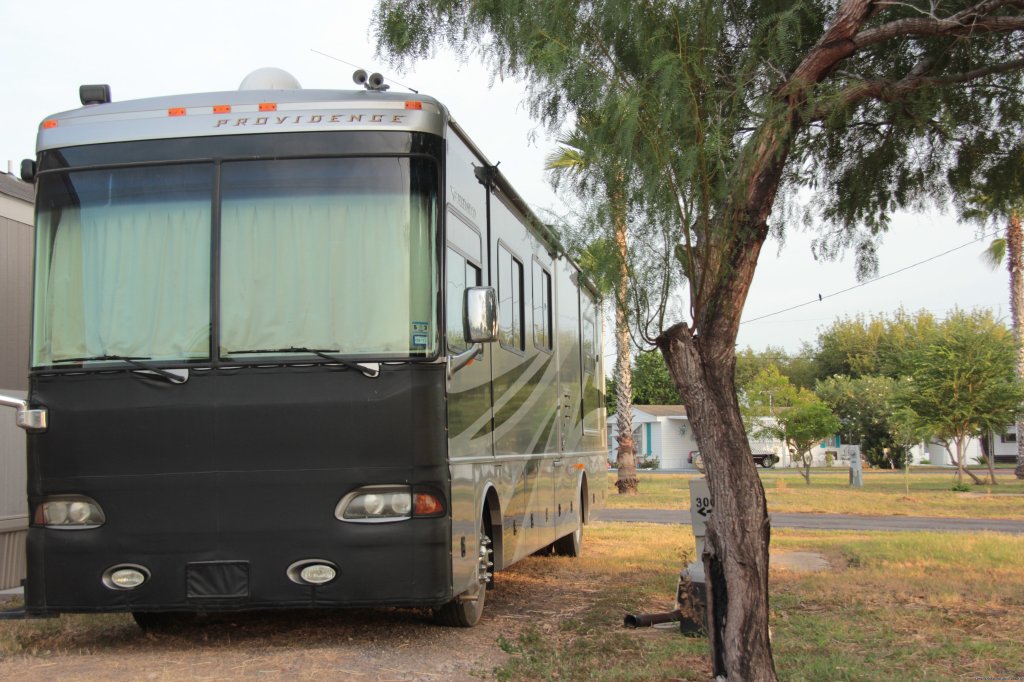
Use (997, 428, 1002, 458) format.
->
(593, 508, 1024, 534)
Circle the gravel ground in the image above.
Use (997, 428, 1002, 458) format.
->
(0, 555, 598, 682)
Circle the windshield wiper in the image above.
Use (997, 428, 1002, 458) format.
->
(227, 347, 380, 378)
(54, 355, 189, 384)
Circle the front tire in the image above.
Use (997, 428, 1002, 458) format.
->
(434, 528, 492, 627)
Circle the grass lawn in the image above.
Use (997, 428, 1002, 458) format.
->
(493, 522, 1024, 681)
(605, 471, 1024, 520)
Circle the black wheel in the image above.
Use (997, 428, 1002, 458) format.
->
(434, 527, 492, 627)
(552, 494, 583, 557)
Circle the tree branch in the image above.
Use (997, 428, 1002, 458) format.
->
(811, 56, 1024, 118)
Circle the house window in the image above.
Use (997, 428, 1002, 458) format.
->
(1001, 431, 1017, 444)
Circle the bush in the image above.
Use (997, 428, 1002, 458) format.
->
(951, 481, 971, 493)
(637, 458, 660, 470)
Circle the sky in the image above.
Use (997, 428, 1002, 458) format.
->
(0, 0, 1008, 356)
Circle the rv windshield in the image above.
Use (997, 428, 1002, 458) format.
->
(219, 157, 436, 360)
(32, 156, 437, 367)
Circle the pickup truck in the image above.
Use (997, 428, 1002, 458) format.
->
(689, 451, 779, 470)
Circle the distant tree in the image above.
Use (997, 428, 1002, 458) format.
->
(816, 374, 911, 468)
(735, 347, 786, 396)
(780, 399, 843, 485)
(813, 315, 886, 378)
(632, 351, 679, 405)
(745, 366, 839, 483)
(894, 310, 1024, 485)
(742, 365, 798, 426)
(782, 344, 821, 391)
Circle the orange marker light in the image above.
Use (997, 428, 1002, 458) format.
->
(575, 463, 585, 471)
(413, 493, 444, 516)
(405, 101, 423, 110)
(213, 104, 231, 114)
(42, 120, 58, 129)
(259, 102, 277, 112)
(168, 107, 186, 117)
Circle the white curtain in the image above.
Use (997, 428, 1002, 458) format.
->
(35, 200, 211, 364)
(220, 192, 434, 357)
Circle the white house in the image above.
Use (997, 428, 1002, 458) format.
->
(608, 404, 1017, 470)
(607, 405, 849, 470)
(608, 405, 700, 470)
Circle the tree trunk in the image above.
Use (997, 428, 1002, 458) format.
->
(981, 431, 997, 486)
(949, 436, 983, 485)
(613, 191, 639, 495)
(659, 328, 776, 681)
(1007, 212, 1024, 480)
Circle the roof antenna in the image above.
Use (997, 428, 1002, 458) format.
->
(310, 49, 419, 94)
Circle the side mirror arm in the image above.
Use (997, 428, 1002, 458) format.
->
(447, 344, 481, 380)
(0, 394, 48, 432)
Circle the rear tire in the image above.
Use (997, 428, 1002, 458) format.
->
(434, 526, 492, 628)
(552, 495, 583, 557)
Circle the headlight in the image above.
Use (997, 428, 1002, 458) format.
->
(334, 486, 445, 523)
(34, 496, 106, 529)
(335, 486, 412, 522)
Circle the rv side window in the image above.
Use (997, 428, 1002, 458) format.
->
(532, 264, 552, 352)
(582, 311, 602, 432)
(498, 244, 524, 352)
(446, 247, 481, 352)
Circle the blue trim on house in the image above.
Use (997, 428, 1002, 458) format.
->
(645, 423, 652, 456)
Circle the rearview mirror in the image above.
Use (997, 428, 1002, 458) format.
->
(464, 287, 497, 343)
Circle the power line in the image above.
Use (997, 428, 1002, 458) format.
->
(740, 229, 1002, 326)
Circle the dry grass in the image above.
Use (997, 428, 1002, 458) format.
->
(2, 523, 1021, 680)
(605, 471, 1024, 519)
(493, 524, 1024, 681)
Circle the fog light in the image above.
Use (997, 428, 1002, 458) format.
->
(103, 564, 150, 590)
(300, 564, 337, 584)
(287, 560, 338, 585)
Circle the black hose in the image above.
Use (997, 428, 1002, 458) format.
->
(623, 609, 682, 628)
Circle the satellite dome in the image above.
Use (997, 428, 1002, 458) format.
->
(239, 68, 302, 91)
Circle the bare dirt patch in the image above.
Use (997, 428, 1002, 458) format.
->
(0, 555, 600, 682)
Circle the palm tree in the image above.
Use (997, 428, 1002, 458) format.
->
(546, 134, 639, 494)
(982, 210, 1024, 480)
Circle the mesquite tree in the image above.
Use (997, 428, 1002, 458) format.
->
(374, 2, 1024, 678)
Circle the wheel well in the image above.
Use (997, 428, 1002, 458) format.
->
(482, 486, 503, 571)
